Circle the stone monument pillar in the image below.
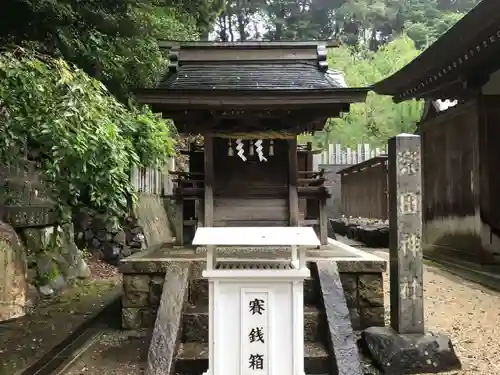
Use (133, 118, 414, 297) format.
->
(361, 134, 461, 374)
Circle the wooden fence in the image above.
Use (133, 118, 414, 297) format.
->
(337, 155, 389, 220)
(313, 143, 387, 168)
(130, 158, 175, 196)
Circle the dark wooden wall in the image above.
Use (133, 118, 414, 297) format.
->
(338, 157, 388, 220)
(419, 101, 481, 263)
(479, 96, 500, 258)
(419, 98, 500, 265)
(421, 101, 478, 222)
(213, 138, 289, 226)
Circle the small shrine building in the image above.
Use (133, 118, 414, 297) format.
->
(135, 41, 368, 246)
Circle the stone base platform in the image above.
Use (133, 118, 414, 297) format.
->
(362, 326, 462, 374)
(118, 238, 387, 331)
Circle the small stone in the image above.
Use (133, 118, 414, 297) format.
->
(38, 284, 54, 296)
(121, 246, 132, 257)
(76, 257, 91, 279)
(130, 226, 142, 235)
(96, 229, 108, 241)
(129, 240, 143, 249)
(49, 275, 67, 290)
(83, 229, 94, 243)
(91, 237, 101, 249)
(113, 229, 127, 245)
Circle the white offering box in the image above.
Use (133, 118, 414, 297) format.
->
(192, 227, 320, 375)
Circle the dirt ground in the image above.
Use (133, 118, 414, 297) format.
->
(370, 249, 500, 375)
(18, 247, 500, 375)
(64, 331, 149, 375)
(0, 258, 120, 375)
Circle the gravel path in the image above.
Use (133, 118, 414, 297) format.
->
(371, 249, 500, 375)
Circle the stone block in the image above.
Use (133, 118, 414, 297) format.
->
(360, 307, 385, 328)
(188, 278, 208, 306)
(348, 308, 362, 330)
(358, 274, 384, 307)
(122, 289, 149, 307)
(0, 221, 28, 322)
(339, 273, 357, 291)
(122, 307, 157, 329)
(149, 275, 165, 306)
(123, 274, 150, 307)
(122, 307, 143, 330)
(362, 326, 461, 374)
(123, 274, 150, 292)
(343, 288, 358, 308)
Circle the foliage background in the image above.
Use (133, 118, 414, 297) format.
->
(0, 0, 483, 214)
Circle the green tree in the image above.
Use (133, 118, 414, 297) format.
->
(305, 35, 424, 148)
(0, 50, 175, 216)
(0, 0, 222, 99)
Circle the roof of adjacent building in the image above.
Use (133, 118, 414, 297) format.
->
(373, 0, 500, 102)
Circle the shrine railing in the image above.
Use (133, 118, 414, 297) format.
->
(172, 170, 330, 199)
(172, 171, 204, 197)
(337, 156, 388, 220)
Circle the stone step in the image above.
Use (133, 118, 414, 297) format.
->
(174, 341, 331, 374)
(182, 305, 327, 343)
(188, 278, 321, 307)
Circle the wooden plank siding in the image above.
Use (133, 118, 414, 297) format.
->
(213, 138, 289, 226)
(419, 100, 484, 263)
(338, 156, 388, 220)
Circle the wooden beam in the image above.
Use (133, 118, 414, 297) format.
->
(175, 198, 184, 246)
(319, 198, 328, 245)
(288, 138, 299, 226)
(204, 133, 215, 227)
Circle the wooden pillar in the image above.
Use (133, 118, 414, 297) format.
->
(388, 134, 424, 334)
(175, 197, 184, 246)
(204, 133, 215, 227)
(288, 138, 299, 226)
(319, 198, 328, 246)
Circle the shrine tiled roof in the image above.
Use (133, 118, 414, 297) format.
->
(134, 41, 369, 116)
(160, 63, 347, 91)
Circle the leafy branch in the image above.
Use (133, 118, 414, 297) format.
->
(0, 48, 175, 218)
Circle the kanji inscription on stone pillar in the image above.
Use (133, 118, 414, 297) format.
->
(388, 134, 424, 334)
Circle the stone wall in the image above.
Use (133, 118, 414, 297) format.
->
(74, 208, 145, 262)
(121, 273, 164, 329)
(0, 159, 92, 320)
(339, 272, 384, 330)
(73, 194, 175, 262)
(120, 259, 385, 331)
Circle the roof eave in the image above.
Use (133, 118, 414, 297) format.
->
(134, 88, 369, 107)
(373, 0, 500, 98)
